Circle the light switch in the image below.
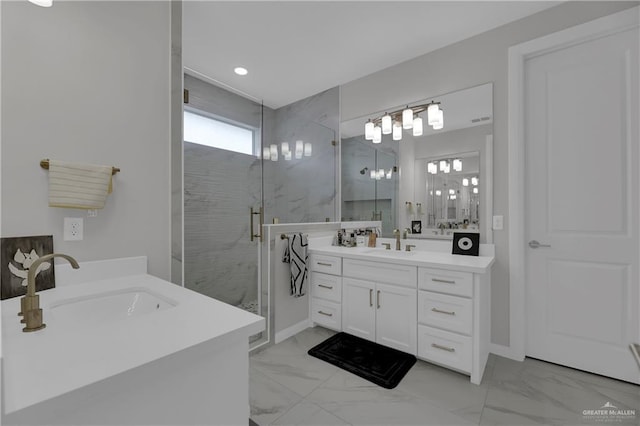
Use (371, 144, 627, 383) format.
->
(492, 215, 504, 231)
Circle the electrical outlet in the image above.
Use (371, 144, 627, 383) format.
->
(64, 217, 83, 241)
(492, 215, 504, 231)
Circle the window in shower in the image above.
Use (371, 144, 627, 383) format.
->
(184, 109, 256, 156)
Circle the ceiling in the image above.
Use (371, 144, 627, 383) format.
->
(183, 1, 559, 109)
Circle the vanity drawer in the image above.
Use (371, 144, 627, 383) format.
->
(418, 291, 472, 335)
(311, 272, 342, 303)
(418, 267, 473, 297)
(343, 258, 417, 288)
(311, 298, 342, 331)
(418, 324, 472, 373)
(310, 254, 342, 276)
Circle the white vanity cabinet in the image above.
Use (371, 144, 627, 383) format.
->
(342, 259, 417, 354)
(308, 246, 493, 385)
(417, 266, 491, 384)
(310, 254, 343, 331)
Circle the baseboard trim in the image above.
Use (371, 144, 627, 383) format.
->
(490, 342, 524, 361)
(275, 320, 310, 344)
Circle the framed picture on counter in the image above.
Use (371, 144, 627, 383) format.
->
(1, 235, 55, 300)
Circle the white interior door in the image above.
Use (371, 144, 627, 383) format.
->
(525, 23, 639, 383)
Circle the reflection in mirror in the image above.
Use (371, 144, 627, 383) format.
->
(415, 152, 480, 238)
(341, 135, 397, 237)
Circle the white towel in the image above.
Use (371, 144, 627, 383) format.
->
(282, 233, 308, 297)
(48, 160, 113, 209)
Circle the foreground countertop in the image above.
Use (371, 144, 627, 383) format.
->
(309, 245, 494, 274)
(2, 274, 265, 414)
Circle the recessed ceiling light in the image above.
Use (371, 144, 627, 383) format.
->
(234, 67, 248, 76)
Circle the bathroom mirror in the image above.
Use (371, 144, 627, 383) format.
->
(341, 83, 493, 242)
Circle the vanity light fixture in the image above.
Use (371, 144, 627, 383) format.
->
(392, 121, 402, 141)
(453, 158, 463, 172)
(372, 125, 382, 144)
(28, 0, 53, 7)
(412, 116, 423, 137)
(428, 162, 438, 174)
(471, 176, 479, 186)
(402, 107, 414, 129)
(364, 120, 374, 140)
(365, 100, 444, 143)
(381, 113, 392, 134)
(234, 67, 248, 76)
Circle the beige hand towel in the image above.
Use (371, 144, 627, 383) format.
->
(48, 160, 113, 209)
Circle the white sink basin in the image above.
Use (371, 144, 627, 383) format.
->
(49, 287, 177, 325)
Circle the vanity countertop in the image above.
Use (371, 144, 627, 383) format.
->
(1, 274, 265, 414)
(309, 245, 494, 274)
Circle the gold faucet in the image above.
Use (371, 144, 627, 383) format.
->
(393, 229, 401, 251)
(20, 253, 79, 332)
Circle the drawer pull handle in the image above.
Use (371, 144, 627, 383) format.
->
(432, 308, 456, 316)
(377, 290, 381, 309)
(369, 289, 373, 307)
(317, 262, 332, 267)
(318, 284, 333, 290)
(431, 343, 455, 353)
(432, 278, 456, 284)
(318, 311, 333, 317)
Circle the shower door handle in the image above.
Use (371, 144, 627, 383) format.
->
(250, 207, 263, 242)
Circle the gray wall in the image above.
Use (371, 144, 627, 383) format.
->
(1, 1, 172, 280)
(340, 1, 637, 347)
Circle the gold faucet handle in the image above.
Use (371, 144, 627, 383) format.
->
(382, 243, 391, 250)
(23, 308, 46, 332)
(405, 244, 416, 252)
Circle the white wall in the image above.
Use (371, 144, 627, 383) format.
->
(341, 1, 637, 348)
(1, 1, 172, 280)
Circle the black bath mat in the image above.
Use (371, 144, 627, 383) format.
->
(308, 332, 416, 389)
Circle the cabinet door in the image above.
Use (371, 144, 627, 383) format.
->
(342, 278, 375, 342)
(375, 283, 417, 354)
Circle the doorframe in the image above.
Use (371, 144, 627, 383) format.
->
(507, 6, 639, 361)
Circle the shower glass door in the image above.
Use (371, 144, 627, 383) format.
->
(182, 74, 268, 349)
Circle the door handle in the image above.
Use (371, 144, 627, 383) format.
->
(528, 240, 551, 249)
(369, 289, 373, 307)
(376, 290, 381, 309)
(250, 207, 263, 242)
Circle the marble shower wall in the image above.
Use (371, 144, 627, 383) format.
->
(266, 87, 340, 224)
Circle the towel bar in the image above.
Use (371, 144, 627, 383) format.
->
(40, 159, 120, 175)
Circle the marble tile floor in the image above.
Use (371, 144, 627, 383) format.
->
(249, 327, 639, 426)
